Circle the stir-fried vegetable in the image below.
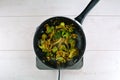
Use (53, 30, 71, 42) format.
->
(38, 22, 79, 64)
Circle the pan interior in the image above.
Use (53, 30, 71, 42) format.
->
(33, 16, 86, 69)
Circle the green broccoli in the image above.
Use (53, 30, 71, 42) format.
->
(69, 48, 78, 59)
(59, 44, 67, 51)
(52, 46, 58, 53)
(56, 57, 66, 63)
(53, 31, 62, 39)
(38, 44, 48, 52)
(68, 38, 76, 48)
(41, 34, 47, 40)
(68, 26, 74, 32)
(46, 26, 54, 34)
(60, 22, 65, 26)
(62, 32, 70, 38)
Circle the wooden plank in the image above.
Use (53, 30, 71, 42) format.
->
(0, 16, 119, 50)
(0, 51, 120, 80)
(0, 0, 119, 16)
(83, 16, 120, 51)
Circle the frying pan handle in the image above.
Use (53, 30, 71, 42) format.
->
(75, 0, 99, 24)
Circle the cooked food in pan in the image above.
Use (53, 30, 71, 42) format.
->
(38, 22, 79, 64)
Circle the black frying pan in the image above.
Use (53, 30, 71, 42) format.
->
(34, 0, 99, 69)
(34, 16, 86, 69)
(33, 0, 99, 79)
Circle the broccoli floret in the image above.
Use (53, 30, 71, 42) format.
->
(69, 48, 78, 59)
(61, 29, 66, 36)
(60, 22, 65, 26)
(68, 38, 76, 48)
(59, 44, 67, 51)
(38, 44, 48, 52)
(41, 34, 47, 40)
(46, 52, 53, 57)
(56, 57, 66, 63)
(62, 32, 70, 38)
(68, 27, 74, 32)
(52, 46, 58, 53)
(46, 26, 54, 34)
(53, 31, 62, 39)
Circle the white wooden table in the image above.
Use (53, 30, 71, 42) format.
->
(0, 0, 120, 80)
